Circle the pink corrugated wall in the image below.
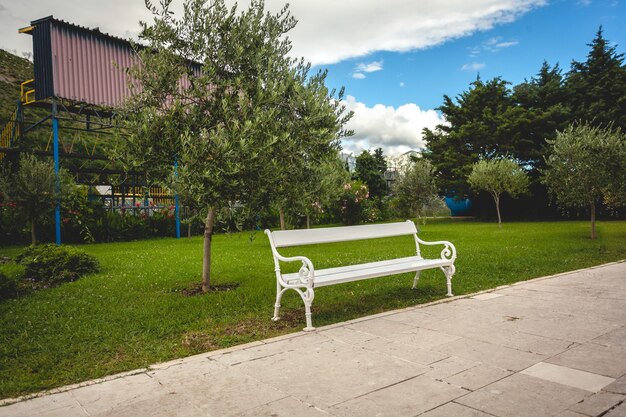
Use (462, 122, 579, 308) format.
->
(50, 24, 134, 107)
(48, 21, 207, 108)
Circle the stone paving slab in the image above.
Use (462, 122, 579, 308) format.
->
(1, 260, 624, 417)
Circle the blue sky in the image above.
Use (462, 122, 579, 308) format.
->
(1, 0, 624, 155)
(322, 0, 625, 111)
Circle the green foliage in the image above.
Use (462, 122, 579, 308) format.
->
(15, 244, 100, 286)
(567, 28, 626, 129)
(89, 209, 176, 242)
(468, 157, 529, 225)
(0, 49, 33, 123)
(424, 77, 528, 196)
(355, 149, 387, 199)
(468, 158, 529, 199)
(392, 159, 439, 218)
(266, 63, 353, 228)
(512, 61, 570, 171)
(117, 0, 346, 286)
(0, 154, 78, 244)
(338, 180, 369, 225)
(425, 28, 626, 212)
(0, 262, 25, 300)
(543, 122, 626, 214)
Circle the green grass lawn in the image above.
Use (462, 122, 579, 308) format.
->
(1, 220, 625, 399)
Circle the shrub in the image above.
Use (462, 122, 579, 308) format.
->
(338, 180, 369, 225)
(16, 244, 100, 287)
(0, 262, 25, 300)
(0, 271, 19, 300)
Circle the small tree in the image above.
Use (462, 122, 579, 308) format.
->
(0, 154, 73, 244)
(355, 149, 387, 199)
(393, 159, 438, 219)
(301, 155, 350, 228)
(468, 157, 529, 227)
(543, 123, 626, 239)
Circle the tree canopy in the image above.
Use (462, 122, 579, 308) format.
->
(542, 122, 626, 239)
(468, 158, 529, 227)
(392, 159, 438, 219)
(355, 148, 387, 199)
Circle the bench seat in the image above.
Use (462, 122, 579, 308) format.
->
(265, 220, 457, 331)
(283, 256, 450, 287)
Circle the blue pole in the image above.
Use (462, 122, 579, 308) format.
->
(52, 101, 61, 245)
(174, 159, 181, 239)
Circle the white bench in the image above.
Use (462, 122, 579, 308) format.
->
(265, 220, 457, 331)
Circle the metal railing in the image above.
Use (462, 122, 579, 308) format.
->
(20, 79, 35, 105)
(0, 106, 21, 162)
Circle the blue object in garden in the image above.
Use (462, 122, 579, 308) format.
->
(174, 158, 181, 239)
(445, 197, 472, 216)
(52, 101, 61, 245)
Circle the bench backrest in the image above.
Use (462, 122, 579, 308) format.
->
(267, 221, 417, 248)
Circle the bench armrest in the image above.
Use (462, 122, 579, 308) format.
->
(276, 254, 315, 287)
(415, 237, 457, 261)
(265, 230, 315, 287)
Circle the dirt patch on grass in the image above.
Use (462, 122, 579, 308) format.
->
(173, 282, 240, 297)
(181, 331, 220, 351)
(224, 308, 305, 336)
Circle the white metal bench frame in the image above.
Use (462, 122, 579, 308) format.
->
(264, 220, 457, 331)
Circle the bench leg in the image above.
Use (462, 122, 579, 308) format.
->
(442, 265, 456, 296)
(272, 284, 287, 322)
(299, 288, 316, 332)
(412, 271, 421, 289)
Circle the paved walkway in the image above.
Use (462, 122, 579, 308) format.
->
(1, 262, 625, 417)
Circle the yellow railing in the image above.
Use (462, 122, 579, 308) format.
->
(20, 79, 35, 105)
(112, 186, 173, 199)
(0, 107, 20, 162)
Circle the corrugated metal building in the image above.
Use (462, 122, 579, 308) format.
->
(22, 15, 136, 108)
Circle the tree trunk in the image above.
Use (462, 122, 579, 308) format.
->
(590, 201, 596, 240)
(187, 222, 192, 238)
(494, 194, 502, 228)
(30, 218, 37, 245)
(306, 214, 311, 229)
(201, 207, 216, 293)
(279, 207, 286, 230)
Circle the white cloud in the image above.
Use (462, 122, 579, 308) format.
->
(340, 95, 445, 156)
(399, 82, 405, 87)
(355, 60, 384, 73)
(351, 59, 383, 79)
(484, 37, 519, 51)
(277, 0, 546, 65)
(461, 62, 486, 71)
(0, 1, 547, 66)
(467, 36, 519, 58)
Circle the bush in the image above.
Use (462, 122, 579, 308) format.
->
(16, 244, 100, 287)
(0, 271, 20, 300)
(0, 262, 25, 300)
(338, 180, 369, 225)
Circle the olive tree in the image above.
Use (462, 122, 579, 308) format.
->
(118, 0, 346, 292)
(118, 0, 301, 292)
(393, 159, 439, 219)
(265, 61, 352, 230)
(468, 157, 529, 227)
(0, 154, 74, 244)
(543, 123, 626, 239)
